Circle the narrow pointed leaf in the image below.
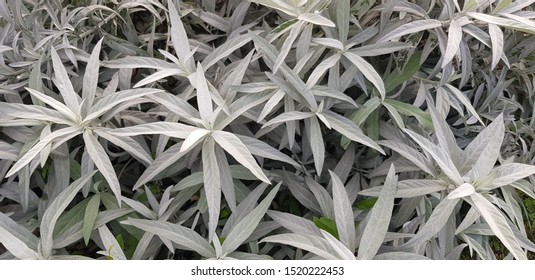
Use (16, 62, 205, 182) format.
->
(357, 165, 397, 259)
(212, 131, 270, 183)
(40, 172, 96, 259)
(82, 194, 100, 245)
(202, 137, 220, 242)
(261, 233, 340, 260)
(97, 225, 127, 260)
(343, 52, 385, 99)
(83, 130, 121, 204)
(121, 219, 214, 258)
(329, 171, 356, 252)
(50, 47, 80, 111)
(222, 183, 280, 254)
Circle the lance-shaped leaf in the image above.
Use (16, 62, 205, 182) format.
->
(83, 130, 121, 204)
(320, 230, 356, 260)
(168, 0, 192, 66)
(82, 38, 104, 117)
(7, 126, 82, 177)
(0, 227, 38, 259)
(343, 52, 385, 99)
(222, 183, 280, 255)
(401, 197, 459, 249)
(468, 193, 527, 260)
(236, 134, 299, 167)
(482, 163, 535, 190)
(82, 194, 100, 245)
(212, 131, 270, 183)
(84, 88, 163, 122)
(193, 63, 213, 121)
(0, 212, 39, 251)
(267, 210, 321, 236)
(359, 179, 447, 198)
(50, 47, 80, 112)
(357, 165, 397, 259)
(0, 103, 75, 125)
(322, 110, 384, 154)
(134, 142, 186, 189)
(202, 137, 221, 242)
(428, 105, 462, 165)
(261, 233, 341, 260)
(40, 171, 96, 259)
(110, 122, 197, 139)
(121, 219, 215, 258)
(180, 128, 210, 153)
(404, 129, 463, 186)
(307, 117, 325, 174)
(461, 113, 504, 176)
(446, 182, 476, 200)
(377, 19, 442, 43)
(442, 19, 463, 67)
(329, 171, 356, 252)
(25, 88, 76, 122)
(97, 225, 127, 260)
(488, 23, 506, 70)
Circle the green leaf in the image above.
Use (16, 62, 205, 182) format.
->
(313, 217, 339, 239)
(384, 53, 422, 93)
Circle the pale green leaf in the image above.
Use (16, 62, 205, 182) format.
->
(82, 193, 100, 245)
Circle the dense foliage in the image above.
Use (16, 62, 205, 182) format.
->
(1, 0, 535, 260)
